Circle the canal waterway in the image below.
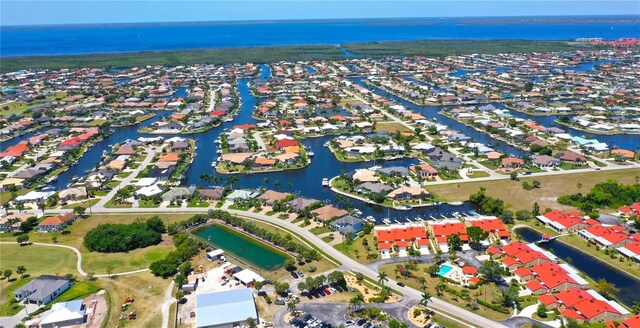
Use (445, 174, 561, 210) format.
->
(515, 227, 639, 306)
(192, 224, 289, 271)
(3, 64, 470, 221)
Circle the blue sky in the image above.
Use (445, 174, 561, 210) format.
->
(2, 1, 639, 26)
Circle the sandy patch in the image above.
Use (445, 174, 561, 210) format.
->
(407, 305, 432, 327)
(344, 274, 401, 303)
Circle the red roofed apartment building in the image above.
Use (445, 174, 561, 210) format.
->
(525, 262, 589, 294)
(539, 288, 630, 323)
(467, 217, 511, 242)
(618, 202, 640, 217)
(614, 313, 640, 328)
(493, 242, 557, 271)
(429, 221, 469, 251)
(375, 223, 430, 259)
(577, 224, 631, 249)
(616, 240, 640, 263)
(536, 210, 590, 233)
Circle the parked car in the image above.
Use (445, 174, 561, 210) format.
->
(357, 319, 367, 326)
(274, 299, 285, 305)
(345, 320, 355, 325)
(396, 282, 405, 287)
(324, 288, 331, 295)
(291, 271, 299, 279)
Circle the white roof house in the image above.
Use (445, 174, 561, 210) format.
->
(232, 269, 265, 285)
(196, 289, 258, 328)
(39, 299, 85, 328)
(15, 191, 56, 203)
(135, 184, 163, 198)
(226, 189, 260, 201)
(135, 177, 157, 188)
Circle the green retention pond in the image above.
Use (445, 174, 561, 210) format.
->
(192, 224, 289, 271)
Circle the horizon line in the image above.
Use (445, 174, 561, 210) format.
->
(2, 14, 638, 28)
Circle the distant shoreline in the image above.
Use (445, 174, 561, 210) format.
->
(0, 39, 586, 73)
(2, 14, 638, 30)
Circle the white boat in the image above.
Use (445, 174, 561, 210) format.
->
(448, 201, 464, 206)
(394, 205, 412, 211)
(322, 178, 329, 187)
(307, 151, 314, 157)
(383, 218, 391, 225)
(211, 162, 217, 167)
(224, 118, 234, 122)
(365, 216, 376, 223)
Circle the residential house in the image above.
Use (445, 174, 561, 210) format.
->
(37, 213, 77, 232)
(14, 275, 73, 305)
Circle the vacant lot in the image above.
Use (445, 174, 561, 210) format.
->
(374, 122, 412, 134)
(427, 168, 640, 211)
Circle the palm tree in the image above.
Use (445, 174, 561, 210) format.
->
(419, 292, 432, 307)
(287, 301, 297, 316)
(287, 181, 293, 189)
(274, 180, 281, 190)
(418, 276, 427, 290)
(377, 272, 389, 287)
(435, 279, 447, 296)
(263, 177, 270, 185)
(576, 182, 583, 192)
(349, 294, 365, 312)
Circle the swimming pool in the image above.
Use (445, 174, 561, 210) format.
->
(438, 264, 454, 277)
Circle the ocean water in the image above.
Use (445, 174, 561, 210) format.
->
(2, 17, 639, 57)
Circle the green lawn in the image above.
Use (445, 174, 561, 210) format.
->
(139, 200, 160, 208)
(61, 199, 100, 209)
(104, 200, 132, 208)
(466, 170, 490, 179)
(309, 226, 333, 235)
(0, 244, 79, 315)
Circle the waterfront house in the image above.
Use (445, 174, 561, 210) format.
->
(539, 288, 629, 323)
(375, 223, 429, 258)
(527, 262, 589, 294)
(162, 187, 197, 202)
(360, 182, 393, 194)
(258, 190, 291, 206)
(15, 275, 73, 305)
(577, 224, 631, 249)
(409, 163, 438, 179)
(430, 221, 469, 251)
(329, 215, 365, 236)
(311, 205, 348, 222)
(468, 217, 510, 241)
(536, 210, 589, 233)
(197, 187, 226, 200)
(387, 186, 429, 200)
(286, 196, 319, 211)
(616, 241, 640, 262)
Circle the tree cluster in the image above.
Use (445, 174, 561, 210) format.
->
(83, 216, 165, 253)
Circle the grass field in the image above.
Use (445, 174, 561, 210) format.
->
(426, 168, 640, 211)
(0, 213, 195, 327)
(0, 244, 79, 316)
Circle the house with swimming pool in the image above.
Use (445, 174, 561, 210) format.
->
(375, 223, 430, 259)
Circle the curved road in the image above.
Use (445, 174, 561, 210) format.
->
(0, 241, 149, 278)
(17, 207, 516, 327)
